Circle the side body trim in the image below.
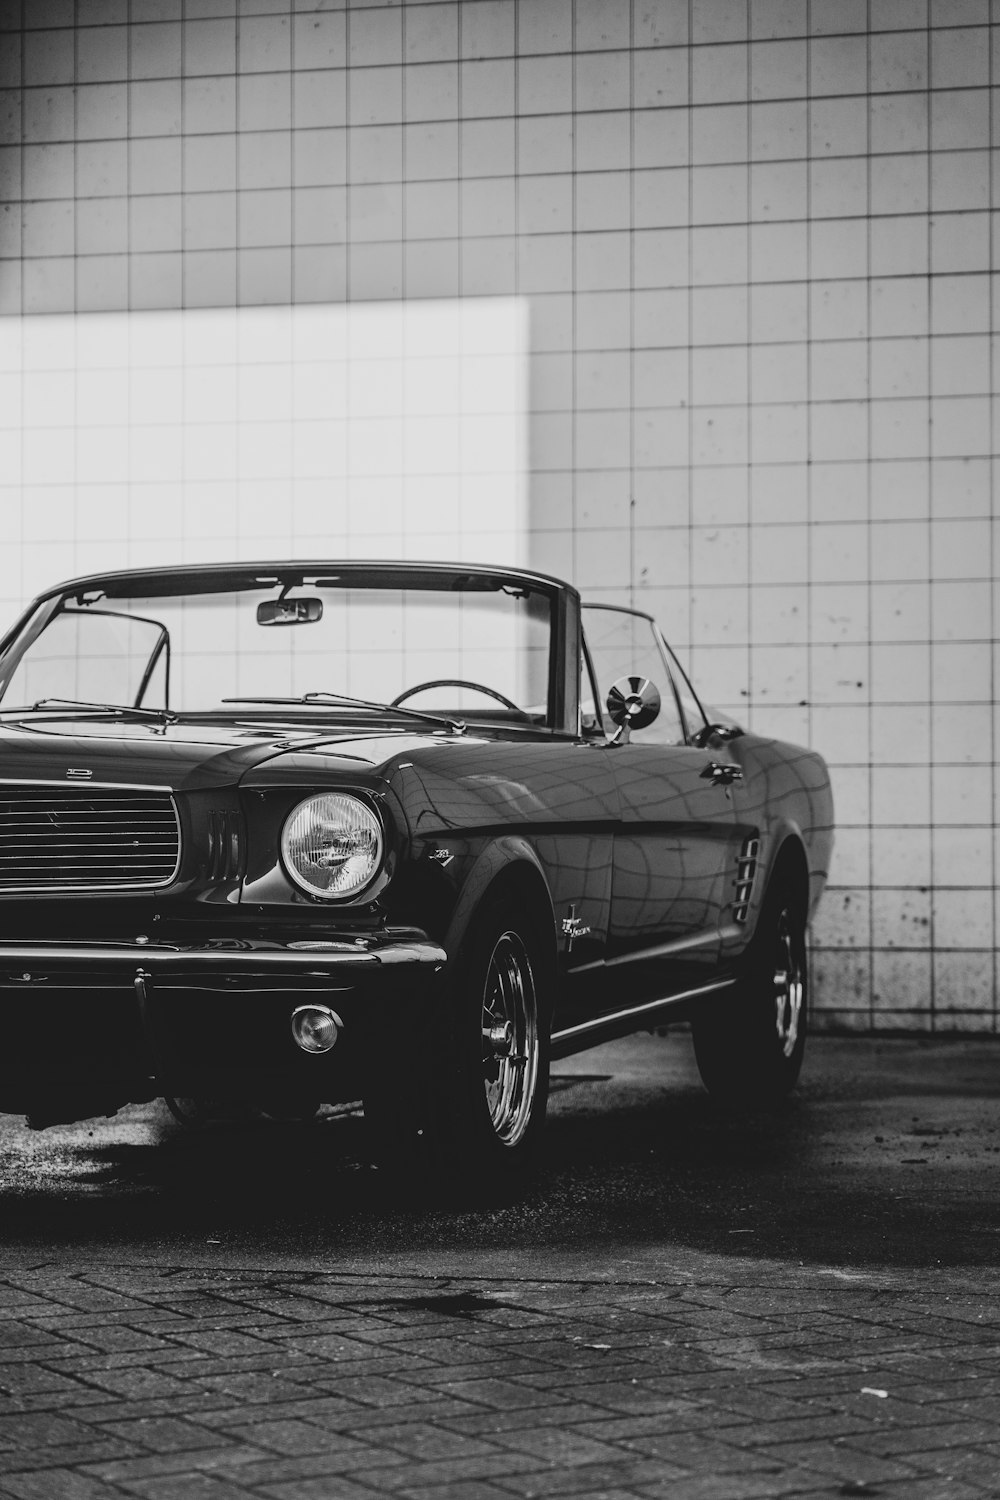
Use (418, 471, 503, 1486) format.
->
(568, 924, 742, 975)
(550, 975, 736, 1059)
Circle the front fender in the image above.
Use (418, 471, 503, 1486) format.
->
(442, 836, 555, 961)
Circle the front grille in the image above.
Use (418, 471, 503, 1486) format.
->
(0, 783, 180, 891)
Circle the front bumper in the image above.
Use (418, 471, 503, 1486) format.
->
(0, 932, 446, 1118)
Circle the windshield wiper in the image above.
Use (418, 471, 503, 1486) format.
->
(14, 698, 178, 724)
(220, 692, 465, 735)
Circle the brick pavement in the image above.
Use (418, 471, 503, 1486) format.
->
(0, 1261, 995, 1500)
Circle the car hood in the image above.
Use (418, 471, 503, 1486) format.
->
(0, 716, 438, 791)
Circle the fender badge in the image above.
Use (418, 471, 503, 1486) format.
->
(66, 768, 93, 780)
(561, 904, 592, 953)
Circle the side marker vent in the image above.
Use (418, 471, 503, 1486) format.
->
(207, 810, 247, 883)
(733, 836, 760, 924)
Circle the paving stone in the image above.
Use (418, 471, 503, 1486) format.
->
(632, 1471, 833, 1499)
(65, 1395, 236, 1425)
(0, 1412, 111, 1451)
(619, 1430, 787, 1473)
(867, 1482, 990, 1500)
(0, 1365, 95, 1397)
(424, 1375, 559, 1411)
(44, 1348, 212, 1374)
(440, 1399, 625, 1436)
(497, 1456, 689, 1496)
(389, 1483, 516, 1500)
(120, 1475, 268, 1500)
(839, 1419, 988, 1457)
(936, 1393, 1000, 1421)
(79, 1443, 270, 1484)
(344, 1424, 499, 1463)
(488, 1427, 629, 1466)
(703, 1413, 879, 1447)
(0, 1438, 141, 1471)
(71, 1368, 196, 1401)
(94, 1416, 249, 1454)
(553, 1490, 649, 1500)
(310, 1375, 445, 1408)
(259, 1477, 391, 1500)
(352, 1449, 541, 1491)
(335, 1399, 484, 1432)
(547, 1381, 700, 1416)
(0, 1471, 117, 1499)
(188, 1373, 321, 1404)
(212, 1447, 410, 1485)
(753, 1438, 921, 1482)
(212, 1418, 368, 1457)
(159, 1331, 287, 1360)
(899, 1446, 1000, 1486)
(49, 1326, 179, 1356)
(193, 1396, 365, 1429)
(412, 1357, 558, 1385)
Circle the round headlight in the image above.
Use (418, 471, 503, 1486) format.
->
(281, 794, 383, 899)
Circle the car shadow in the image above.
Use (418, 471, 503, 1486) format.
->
(0, 1036, 997, 1271)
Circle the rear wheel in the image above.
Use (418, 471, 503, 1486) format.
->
(692, 877, 808, 1107)
(364, 894, 551, 1192)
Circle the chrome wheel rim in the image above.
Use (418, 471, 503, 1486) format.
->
(481, 930, 539, 1148)
(773, 907, 804, 1059)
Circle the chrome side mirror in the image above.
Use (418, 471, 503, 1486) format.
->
(606, 676, 660, 744)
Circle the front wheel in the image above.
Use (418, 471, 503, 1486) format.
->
(364, 896, 551, 1192)
(691, 880, 808, 1108)
(478, 926, 545, 1153)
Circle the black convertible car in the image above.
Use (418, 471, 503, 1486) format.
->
(0, 561, 832, 1185)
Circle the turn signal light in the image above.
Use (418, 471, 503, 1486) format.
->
(290, 1005, 342, 1054)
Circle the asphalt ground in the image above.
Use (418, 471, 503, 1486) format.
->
(0, 1031, 997, 1500)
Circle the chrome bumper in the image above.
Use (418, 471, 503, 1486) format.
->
(0, 933, 448, 1115)
(0, 935, 447, 976)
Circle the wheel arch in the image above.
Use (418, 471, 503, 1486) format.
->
(443, 836, 557, 970)
(757, 824, 811, 921)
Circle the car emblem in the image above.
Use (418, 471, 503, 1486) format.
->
(561, 904, 592, 953)
(66, 768, 93, 780)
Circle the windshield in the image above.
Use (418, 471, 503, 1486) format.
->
(0, 573, 555, 728)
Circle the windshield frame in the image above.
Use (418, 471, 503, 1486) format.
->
(0, 561, 579, 735)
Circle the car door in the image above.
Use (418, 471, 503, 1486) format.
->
(582, 605, 750, 1005)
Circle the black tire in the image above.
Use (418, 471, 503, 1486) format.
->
(691, 876, 808, 1108)
(364, 894, 552, 1193)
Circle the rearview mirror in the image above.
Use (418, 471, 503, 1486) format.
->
(257, 598, 323, 627)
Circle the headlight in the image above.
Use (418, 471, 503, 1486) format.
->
(280, 793, 383, 899)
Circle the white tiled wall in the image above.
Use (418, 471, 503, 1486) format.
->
(0, 298, 529, 616)
(0, 0, 997, 1032)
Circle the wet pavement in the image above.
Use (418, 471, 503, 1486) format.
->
(0, 1031, 998, 1499)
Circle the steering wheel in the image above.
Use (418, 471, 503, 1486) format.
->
(391, 679, 527, 715)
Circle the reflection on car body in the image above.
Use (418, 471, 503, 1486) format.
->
(0, 561, 833, 1189)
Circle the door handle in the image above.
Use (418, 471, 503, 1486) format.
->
(700, 760, 743, 786)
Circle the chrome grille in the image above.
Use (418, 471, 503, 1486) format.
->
(0, 783, 180, 891)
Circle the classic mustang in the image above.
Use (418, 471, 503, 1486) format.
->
(0, 561, 832, 1185)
